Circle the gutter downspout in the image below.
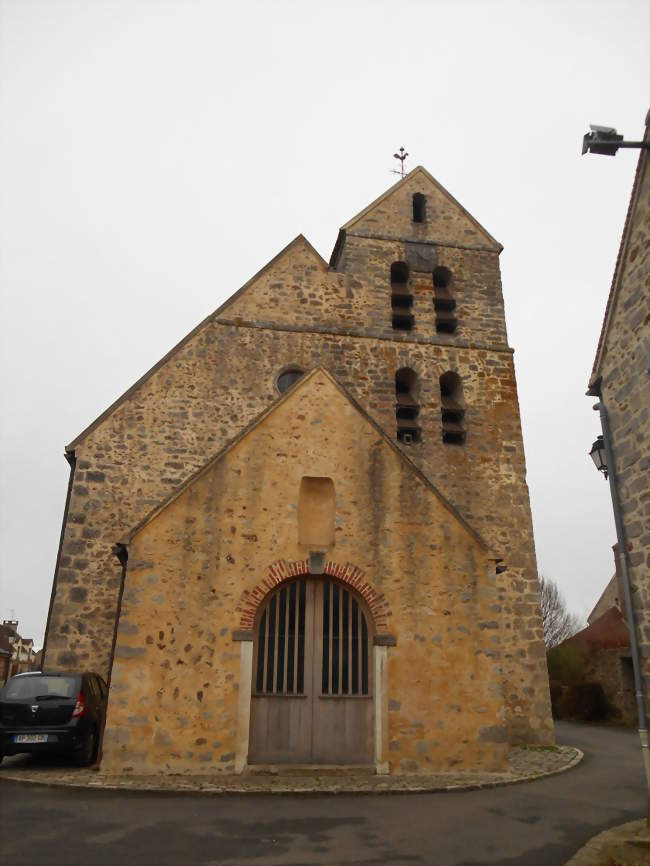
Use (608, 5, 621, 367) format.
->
(107, 543, 128, 692)
(593, 394, 650, 799)
(41, 449, 77, 670)
(95, 543, 128, 769)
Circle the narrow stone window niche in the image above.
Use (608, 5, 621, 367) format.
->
(412, 192, 426, 223)
(433, 266, 457, 334)
(395, 368, 421, 444)
(439, 372, 466, 445)
(276, 367, 305, 394)
(391, 262, 414, 331)
(298, 477, 335, 547)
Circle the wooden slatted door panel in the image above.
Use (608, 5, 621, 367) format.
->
(248, 579, 313, 763)
(248, 577, 374, 766)
(311, 579, 374, 764)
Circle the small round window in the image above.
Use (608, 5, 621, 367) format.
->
(276, 367, 305, 394)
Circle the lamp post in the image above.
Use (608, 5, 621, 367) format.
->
(582, 124, 650, 156)
(590, 399, 650, 809)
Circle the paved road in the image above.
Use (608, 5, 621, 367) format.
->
(0, 722, 646, 866)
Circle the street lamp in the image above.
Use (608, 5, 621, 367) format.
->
(589, 434, 608, 478)
(582, 124, 650, 156)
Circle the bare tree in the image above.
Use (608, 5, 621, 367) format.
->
(539, 575, 582, 649)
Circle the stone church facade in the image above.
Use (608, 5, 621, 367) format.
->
(43, 167, 553, 774)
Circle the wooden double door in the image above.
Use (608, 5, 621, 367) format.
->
(249, 577, 374, 764)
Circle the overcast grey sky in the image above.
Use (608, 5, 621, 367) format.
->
(0, 0, 648, 645)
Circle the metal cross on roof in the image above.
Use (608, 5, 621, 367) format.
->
(391, 147, 409, 178)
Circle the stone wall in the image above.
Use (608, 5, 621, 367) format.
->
(101, 371, 508, 775)
(595, 123, 649, 718)
(223, 235, 509, 350)
(583, 649, 637, 727)
(334, 167, 501, 252)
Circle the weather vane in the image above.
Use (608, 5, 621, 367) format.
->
(391, 147, 409, 178)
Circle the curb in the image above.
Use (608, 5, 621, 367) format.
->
(564, 818, 650, 866)
(0, 746, 584, 796)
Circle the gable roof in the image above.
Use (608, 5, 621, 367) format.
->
(66, 167, 500, 453)
(66, 234, 327, 451)
(587, 573, 621, 625)
(120, 367, 493, 555)
(330, 165, 502, 267)
(588, 111, 650, 392)
(563, 606, 630, 654)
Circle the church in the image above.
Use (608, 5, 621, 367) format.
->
(42, 166, 553, 775)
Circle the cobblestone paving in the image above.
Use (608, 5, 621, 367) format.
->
(0, 744, 582, 795)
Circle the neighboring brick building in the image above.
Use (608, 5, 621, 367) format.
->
(587, 112, 650, 719)
(1, 620, 37, 677)
(558, 605, 636, 727)
(43, 166, 553, 774)
(0, 626, 12, 685)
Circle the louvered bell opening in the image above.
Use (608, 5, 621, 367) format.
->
(442, 408, 464, 426)
(390, 263, 409, 287)
(397, 424, 421, 444)
(442, 427, 466, 445)
(392, 312, 414, 331)
(396, 405, 419, 422)
(442, 413, 466, 445)
(396, 390, 418, 407)
(441, 395, 463, 413)
(436, 313, 457, 334)
(434, 298, 456, 313)
(434, 282, 454, 300)
(391, 291, 413, 310)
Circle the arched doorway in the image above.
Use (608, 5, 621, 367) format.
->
(248, 576, 374, 764)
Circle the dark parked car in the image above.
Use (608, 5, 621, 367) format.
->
(0, 671, 107, 766)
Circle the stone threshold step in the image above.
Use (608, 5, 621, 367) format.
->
(246, 764, 376, 777)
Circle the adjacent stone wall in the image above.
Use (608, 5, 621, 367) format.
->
(583, 649, 637, 727)
(101, 371, 508, 775)
(597, 127, 650, 718)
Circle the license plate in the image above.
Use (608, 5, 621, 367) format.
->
(14, 734, 48, 743)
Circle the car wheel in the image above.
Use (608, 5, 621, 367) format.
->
(75, 727, 97, 767)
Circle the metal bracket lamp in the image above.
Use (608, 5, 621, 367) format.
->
(589, 434, 608, 479)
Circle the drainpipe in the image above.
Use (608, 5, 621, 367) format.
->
(593, 395, 650, 799)
(107, 543, 128, 692)
(41, 449, 77, 670)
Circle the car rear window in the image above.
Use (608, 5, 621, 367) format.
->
(1, 675, 79, 700)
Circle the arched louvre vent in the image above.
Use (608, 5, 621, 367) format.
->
(391, 261, 414, 331)
(433, 266, 457, 334)
(321, 580, 369, 696)
(255, 579, 306, 694)
(440, 372, 466, 445)
(412, 192, 426, 223)
(395, 367, 421, 444)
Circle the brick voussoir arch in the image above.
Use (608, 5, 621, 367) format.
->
(236, 559, 391, 633)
